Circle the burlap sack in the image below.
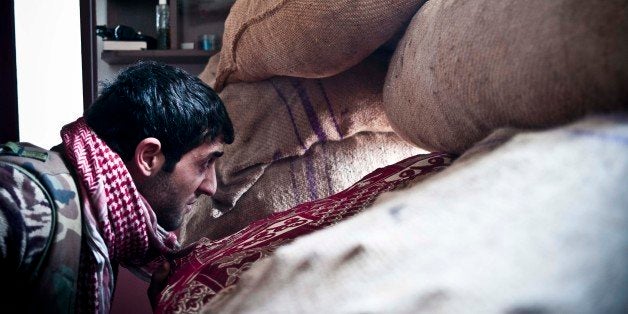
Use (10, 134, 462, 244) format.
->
(182, 53, 426, 243)
(181, 132, 425, 243)
(198, 52, 221, 89)
(222, 56, 395, 173)
(203, 114, 628, 314)
(214, 0, 426, 91)
(384, 0, 628, 154)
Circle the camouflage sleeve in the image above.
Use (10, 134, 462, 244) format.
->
(0, 162, 54, 278)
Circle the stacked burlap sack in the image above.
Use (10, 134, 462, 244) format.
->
(182, 0, 627, 244)
(384, 0, 628, 153)
(182, 51, 426, 243)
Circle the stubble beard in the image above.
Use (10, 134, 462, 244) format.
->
(141, 171, 184, 231)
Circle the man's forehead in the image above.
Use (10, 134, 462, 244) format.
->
(207, 136, 225, 148)
(205, 133, 225, 145)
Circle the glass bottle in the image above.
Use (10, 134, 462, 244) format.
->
(156, 0, 170, 49)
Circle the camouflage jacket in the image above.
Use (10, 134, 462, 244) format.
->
(0, 142, 82, 313)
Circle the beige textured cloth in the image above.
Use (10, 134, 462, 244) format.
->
(215, 53, 394, 177)
(181, 132, 425, 243)
(384, 0, 628, 154)
(201, 114, 628, 314)
(214, 0, 425, 91)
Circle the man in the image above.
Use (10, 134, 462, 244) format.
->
(0, 61, 234, 313)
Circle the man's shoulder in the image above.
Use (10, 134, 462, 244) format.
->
(0, 140, 82, 261)
(0, 142, 83, 311)
(0, 141, 80, 201)
(0, 160, 55, 275)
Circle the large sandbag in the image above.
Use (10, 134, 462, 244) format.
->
(214, 0, 426, 91)
(384, 0, 628, 154)
(200, 114, 628, 313)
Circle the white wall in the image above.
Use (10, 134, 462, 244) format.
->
(13, 0, 208, 149)
(14, 0, 84, 149)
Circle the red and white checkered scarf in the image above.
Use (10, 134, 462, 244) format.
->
(61, 117, 180, 313)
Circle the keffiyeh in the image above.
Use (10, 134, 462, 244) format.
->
(61, 117, 180, 313)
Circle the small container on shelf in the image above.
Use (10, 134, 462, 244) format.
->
(100, 0, 230, 65)
(198, 34, 218, 52)
(156, 0, 170, 50)
(181, 42, 195, 50)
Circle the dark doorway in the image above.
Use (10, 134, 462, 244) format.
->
(0, 0, 19, 143)
(81, 0, 97, 110)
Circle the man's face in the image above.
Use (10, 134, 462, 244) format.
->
(141, 139, 225, 231)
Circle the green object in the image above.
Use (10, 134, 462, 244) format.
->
(0, 141, 49, 161)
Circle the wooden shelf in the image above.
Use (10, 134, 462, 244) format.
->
(101, 49, 216, 65)
(102, 0, 230, 67)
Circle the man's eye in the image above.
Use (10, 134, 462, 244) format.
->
(200, 152, 222, 172)
(202, 159, 214, 170)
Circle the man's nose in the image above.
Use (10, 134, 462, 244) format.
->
(197, 168, 217, 196)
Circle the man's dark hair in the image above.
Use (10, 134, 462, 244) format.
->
(85, 61, 234, 172)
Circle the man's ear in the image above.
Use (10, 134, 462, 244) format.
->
(133, 137, 165, 177)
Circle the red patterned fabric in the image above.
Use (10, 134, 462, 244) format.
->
(61, 117, 180, 313)
(156, 152, 454, 313)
